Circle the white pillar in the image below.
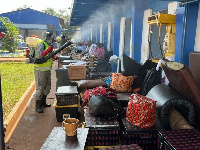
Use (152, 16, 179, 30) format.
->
(119, 17, 126, 57)
(194, 4, 200, 52)
(107, 22, 112, 51)
(141, 9, 152, 64)
(100, 24, 103, 43)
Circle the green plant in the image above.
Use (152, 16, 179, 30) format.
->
(0, 17, 19, 52)
(0, 62, 34, 119)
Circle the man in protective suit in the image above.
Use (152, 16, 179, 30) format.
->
(33, 32, 56, 113)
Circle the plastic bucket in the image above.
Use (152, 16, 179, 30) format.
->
(62, 118, 79, 136)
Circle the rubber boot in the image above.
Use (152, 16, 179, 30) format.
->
(40, 95, 51, 107)
(35, 100, 43, 113)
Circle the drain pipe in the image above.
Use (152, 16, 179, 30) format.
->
(0, 74, 5, 150)
(179, 0, 200, 7)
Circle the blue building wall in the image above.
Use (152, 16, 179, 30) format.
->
(175, 3, 199, 66)
(132, 0, 148, 62)
(112, 15, 120, 56)
(103, 22, 108, 49)
(75, 0, 200, 67)
(0, 8, 62, 34)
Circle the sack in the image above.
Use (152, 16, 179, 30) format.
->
(126, 93, 156, 128)
(88, 95, 124, 118)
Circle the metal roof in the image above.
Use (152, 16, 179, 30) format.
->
(69, 0, 109, 26)
(69, 0, 200, 26)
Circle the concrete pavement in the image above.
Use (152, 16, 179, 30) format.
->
(7, 60, 84, 150)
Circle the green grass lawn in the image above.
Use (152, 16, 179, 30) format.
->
(0, 62, 35, 119)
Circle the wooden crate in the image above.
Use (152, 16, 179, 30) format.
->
(68, 65, 86, 80)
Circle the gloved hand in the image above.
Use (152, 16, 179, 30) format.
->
(41, 46, 53, 57)
(53, 55, 58, 61)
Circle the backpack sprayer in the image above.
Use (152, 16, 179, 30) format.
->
(27, 32, 72, 64)
(29, 40, 72, 64)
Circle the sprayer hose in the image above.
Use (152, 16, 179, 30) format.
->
(30, 41, 72, 64)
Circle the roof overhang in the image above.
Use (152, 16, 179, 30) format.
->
(69, 0, 200, 26)
(69, 0, 109, 26)
(15, 23, 48, 30)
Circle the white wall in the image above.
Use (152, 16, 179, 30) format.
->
(107, 22, 112, 51)
(119, 17, 126, 57)
(100, 24, 103, 43)
(141, 9, 152, 64)
(168, 2, 177, 15)
(194, 4, 200, 52)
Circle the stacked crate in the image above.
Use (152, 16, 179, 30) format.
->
(119, 115, 159, 150)
(84, 107, 121, 149)
(99, 144, 143, 150)
(158, 129, 200, 150)
(53, 86, 80, 122)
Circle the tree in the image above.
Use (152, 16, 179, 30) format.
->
(17, 5, 32, 11)
(42, 8, 79, 39)
(0, 17, 19, 52)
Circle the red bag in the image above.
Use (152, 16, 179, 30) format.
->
(126, 93, 156, 128)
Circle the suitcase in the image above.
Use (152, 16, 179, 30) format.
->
(119, 116, 158, 150)
(84, 107, 120, 146)
(158, 129, 200, 150)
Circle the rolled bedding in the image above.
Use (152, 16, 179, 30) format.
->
(146, 84, 195, 130)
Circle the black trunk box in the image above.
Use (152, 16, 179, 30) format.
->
(54, 106, 78, 122)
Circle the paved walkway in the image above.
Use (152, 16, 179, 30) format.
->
(7, 60, 84, 150)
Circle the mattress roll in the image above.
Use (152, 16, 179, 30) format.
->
(146, 84, 195, 130)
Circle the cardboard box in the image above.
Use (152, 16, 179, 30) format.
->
(68, 65, 86, 80)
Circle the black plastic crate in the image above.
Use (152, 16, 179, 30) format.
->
(159, 129, 200, 150)
(56, 86, 79, 106)
(84, 107, 121, 146)
(119, 116, 158, 150)
(54, 106, 78, 122)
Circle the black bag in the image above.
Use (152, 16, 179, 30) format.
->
(120, 54, 142, 76)
(138, 68, 161, 96)
(87, 95, 124, 118)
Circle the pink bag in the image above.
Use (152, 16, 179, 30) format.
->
(92, 47, 105, 59)
(126, 93, 156, 128)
